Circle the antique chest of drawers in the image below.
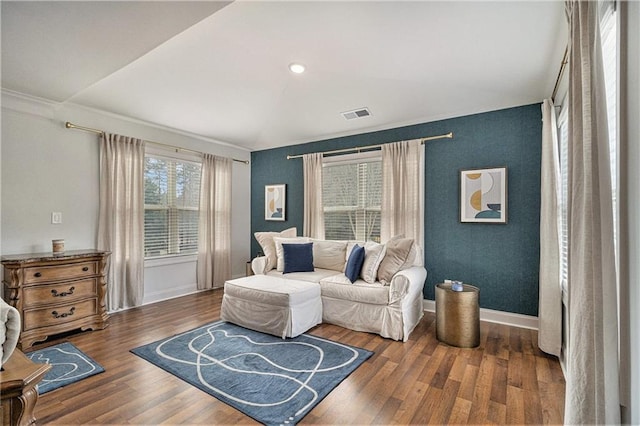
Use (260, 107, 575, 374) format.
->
(1, 249, 110, 349)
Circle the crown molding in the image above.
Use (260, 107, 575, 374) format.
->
(1, 89, 250, 153)
(1, 89, 59, 119)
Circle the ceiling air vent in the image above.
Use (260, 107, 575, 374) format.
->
(341, 107, 372, 121)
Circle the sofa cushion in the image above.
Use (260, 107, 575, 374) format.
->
(360, 241, 386, 284)
(283, 243, 314, 274)
(377, 237, 415, 285)
(319, 274, 389, 305)
(254, 227, 297, 271)
(274, 237, 310, 272)
(344, 244, 365, 283)
(267, 268, 341, 283)
(312, 240, 347, 271)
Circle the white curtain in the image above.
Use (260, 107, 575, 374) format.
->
(538, 99, 562, 356)
(197, 154, 232, 290)
(303, 153, 325, 239)
(381, 139, 424, 244)
(98, 133, 145, 311)
(564, 1, 620, 424)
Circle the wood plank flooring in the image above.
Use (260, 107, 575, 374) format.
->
(30, 289, 565, 425)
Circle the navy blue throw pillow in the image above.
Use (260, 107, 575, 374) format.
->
(282, 243, 314, 274)
(345, 244, 365, 283)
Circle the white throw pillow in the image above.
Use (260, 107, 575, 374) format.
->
(312, 240, 348, 271)
(254, 227, 297, 271)
(360, 241, 386, 284)
(273, 237, 310, 272)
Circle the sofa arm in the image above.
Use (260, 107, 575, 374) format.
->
(389, 266, 427, 305)
(251, 256, 269, 275)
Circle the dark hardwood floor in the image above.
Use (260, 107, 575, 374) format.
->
(30, 289, 565, 425)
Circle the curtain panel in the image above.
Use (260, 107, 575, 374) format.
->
(564, 1, 620, 424)
(538, 99, 562, 356)
(197, 154, 232, 290)
(380, 139, 424, 244)
(303, 153, 325, 239)
(97, 133, 145, 311)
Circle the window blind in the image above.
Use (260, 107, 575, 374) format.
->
(322, 156, 382, 242)
(144, 155, 201, 258)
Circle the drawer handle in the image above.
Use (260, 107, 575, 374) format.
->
(34, 272, 42, 278)
(51, 286, 75, 297)
(82, 267, 89, 272)
(51, 307, 75, 319)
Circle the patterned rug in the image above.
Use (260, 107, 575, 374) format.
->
(27, 342, 105, 394)
(131, 321, 373, 425)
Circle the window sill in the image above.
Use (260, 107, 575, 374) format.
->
(144, 254, 198, 268)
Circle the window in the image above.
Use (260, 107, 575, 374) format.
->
(558, 3, 618, 295)
(600, 3, 618, 260)
(558, 97, 569, 297)
(144, 154, 201, 258)
(322, 153, 382, 242)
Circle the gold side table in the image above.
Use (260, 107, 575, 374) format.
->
(435, 282, 480, 348)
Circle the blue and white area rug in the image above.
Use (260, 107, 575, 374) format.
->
(27, 342, 105, 394)
(131, 321, 373, 425)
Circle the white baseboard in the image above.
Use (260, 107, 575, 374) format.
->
(142, 283, 201, 306)
(423, 299, 539, 330)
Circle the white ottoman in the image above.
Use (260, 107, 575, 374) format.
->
(221, 275, 322, 338)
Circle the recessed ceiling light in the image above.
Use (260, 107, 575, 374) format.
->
(289, 63, 306, 74)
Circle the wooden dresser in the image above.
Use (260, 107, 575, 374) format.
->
(1, 249, 110, 349)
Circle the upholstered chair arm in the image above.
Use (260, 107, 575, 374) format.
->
(251, 256, 269, 275)
(388, 266, 427, 305)
(0, 298, 21, 368)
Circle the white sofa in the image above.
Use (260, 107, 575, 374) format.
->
(251, 231, 427, 342)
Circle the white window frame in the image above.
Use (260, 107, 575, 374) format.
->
(322, 151, 382, 242)
(144, 145, 202, 262)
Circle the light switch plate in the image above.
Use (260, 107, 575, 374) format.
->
(51, 212, 62, 224)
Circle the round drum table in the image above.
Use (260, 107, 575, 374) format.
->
(435, 282, 480, 348)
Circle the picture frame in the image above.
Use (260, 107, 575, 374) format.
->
(265, 184, 286, 221)
(460, 167, 508, 223)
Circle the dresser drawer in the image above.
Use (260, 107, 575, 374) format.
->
(23, 298, 98, 331)
(22, 278, 98, 308)
(23, 261, 97, 284)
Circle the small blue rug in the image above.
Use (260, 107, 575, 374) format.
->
(131, 321, 373, 425)
(27, 342, 105, 394)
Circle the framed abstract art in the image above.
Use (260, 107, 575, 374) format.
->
(460, 167, 507, 223)
(265, 184, 286, 221)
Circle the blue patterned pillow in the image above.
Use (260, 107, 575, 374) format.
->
(282, 243, 314, 273)
(345, 244, 365, 283)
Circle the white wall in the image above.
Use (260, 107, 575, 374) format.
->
(1, 90, 251, 306)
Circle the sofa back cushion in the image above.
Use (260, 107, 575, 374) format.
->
(274, 236, 310, 272)
(312, 240, 347, 271)
(254, 227, 297, 271)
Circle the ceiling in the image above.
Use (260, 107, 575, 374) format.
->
(1, 1, 567, 152)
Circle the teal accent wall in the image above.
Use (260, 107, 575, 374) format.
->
(251, 104, 542, 316)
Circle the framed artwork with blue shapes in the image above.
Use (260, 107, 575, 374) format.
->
(460, 167, 507, 223)
(265, 184, 286, 221)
